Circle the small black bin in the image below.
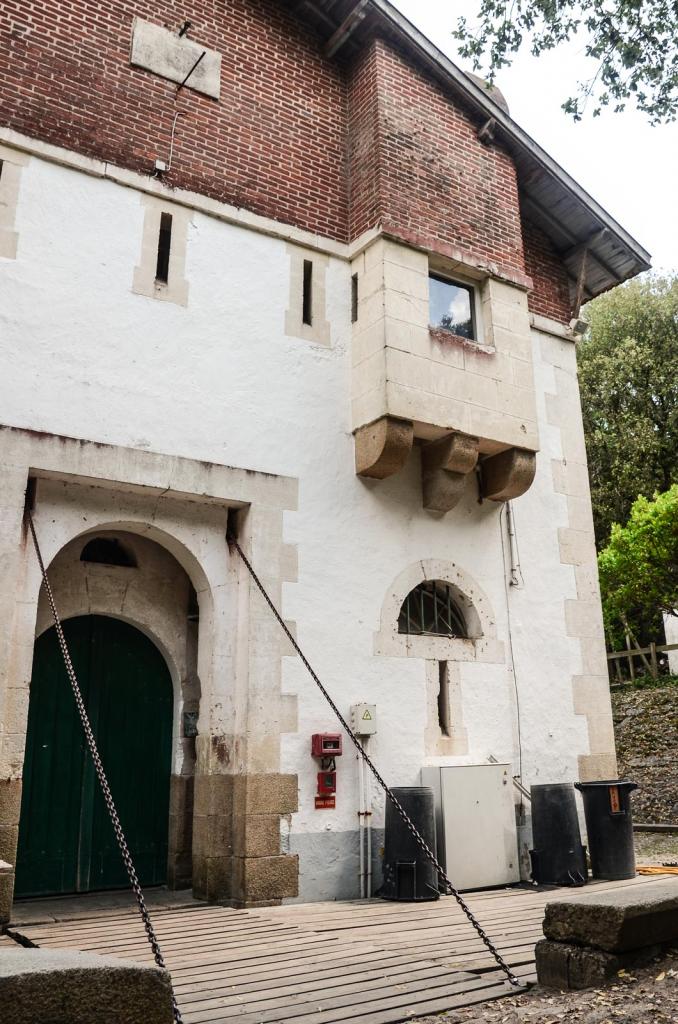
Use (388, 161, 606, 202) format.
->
(530, 783, 587, 886)
(379, 787, 439, 902)
(575, 780, 638, 881)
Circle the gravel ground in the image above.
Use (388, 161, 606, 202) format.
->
(418, 949, 678, 1024)
(635, 832, 678, 865)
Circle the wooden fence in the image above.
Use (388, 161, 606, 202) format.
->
(607, 641, 678, 683)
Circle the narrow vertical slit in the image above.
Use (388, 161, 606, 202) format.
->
(351, 273, 358, 323)
(0, 160, 4, 182)
(302, 259, 313, 325)
(155, 212, 173, 284)
(438, 661, 451, 737)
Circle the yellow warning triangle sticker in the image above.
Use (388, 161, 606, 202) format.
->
(362, 709, 372, 720)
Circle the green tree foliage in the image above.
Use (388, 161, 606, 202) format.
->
(454, 1, 678, 122)
(577, 275, 678, 548)
(598, 486, 678, 648)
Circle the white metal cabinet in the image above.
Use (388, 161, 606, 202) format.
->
(421, 763, 519, 890)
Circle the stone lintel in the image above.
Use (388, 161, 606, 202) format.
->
(481, 447, 536, 501)
(421, 433, 479, 512)
(354, 416, 413, 479)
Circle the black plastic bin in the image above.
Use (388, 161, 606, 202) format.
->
(530, 783, 587, 886)
(575, 780, 638, 880)
(379, 787, 439, 902)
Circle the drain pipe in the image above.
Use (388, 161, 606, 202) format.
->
(358, 747, 365, 898)
(363, 736, 373, 897)
(505, 501, 522, 587)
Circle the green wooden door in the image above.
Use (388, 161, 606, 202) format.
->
(16, 615, 173, 898)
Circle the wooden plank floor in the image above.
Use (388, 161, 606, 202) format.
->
(7, 875, 664, 1024)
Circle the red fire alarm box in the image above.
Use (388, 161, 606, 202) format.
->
(311, 733, 342, 757)
(317, 770, 337, 795)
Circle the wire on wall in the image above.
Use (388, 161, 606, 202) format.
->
(499, 502, 525, 798)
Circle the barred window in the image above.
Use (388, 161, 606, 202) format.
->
(398, 580, 467, 638)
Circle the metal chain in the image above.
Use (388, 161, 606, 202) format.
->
(228, 533, 523, 988)
(26, 513, 184, 1024)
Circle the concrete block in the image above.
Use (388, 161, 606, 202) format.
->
(0, 865, 13, 925)
(0, 948, 174, 1023)
(382, 238, 428, 274)
(387, 382, 471, 436)
(236, 773, 299, 815)
(535, 938, 659, 990)
(352, 347, 387, 398)
(351, 389, 388, 433)
(565, 598, 604, 638)
(241, 853, 299, 902)
(559, 527, 594, 566)
(0, 779, 21, 826)
(131, 18, 221, 100)
(382, 259, 429, 300)
(232, 814, 281, 858)
(193, 774, 234, 818)
(352, 320, 386, 366)
(543, 880, 678, 952)
(0, 824, 18, 865)
(383, 289, 429, 328)
(486, 277, 529, 309)
(552, 459, 591, 499)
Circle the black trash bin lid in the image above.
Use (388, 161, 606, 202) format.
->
(575, 780, 638, 790)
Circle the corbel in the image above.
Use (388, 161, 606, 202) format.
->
(480, 447, 536, 502)
(421, 433, 479, 512)
(354, 416, 414, 479)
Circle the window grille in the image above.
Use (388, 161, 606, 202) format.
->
(398, 580, 467, 638)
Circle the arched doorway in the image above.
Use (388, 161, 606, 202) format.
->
(15, 615, 173, 898)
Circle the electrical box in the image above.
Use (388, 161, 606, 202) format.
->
(311, 733, 342, 757)
(421, 763, 519, 890)
(351, 703, 377, 737)
(317, 771, 337, 795)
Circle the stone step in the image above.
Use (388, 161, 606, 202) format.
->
(543, 878, 678, 953)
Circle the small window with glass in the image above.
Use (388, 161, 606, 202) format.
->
(429, 275, 476, 341)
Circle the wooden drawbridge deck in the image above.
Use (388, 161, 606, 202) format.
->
(7, 876, 660, 1024)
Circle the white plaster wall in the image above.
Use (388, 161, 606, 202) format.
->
(2, 155, 596, 902)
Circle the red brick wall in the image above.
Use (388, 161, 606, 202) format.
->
(0, 0, 348, 239)
(347, 45, 383, 241)
(522, 216, 572, 323)
(347, 40, 526, 281)
(1, 2, 572, 322)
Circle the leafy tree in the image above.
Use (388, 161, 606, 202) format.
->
(598, 486, 678, 649)
(577, 275, 678, 548)
(454, 1, 678, 122)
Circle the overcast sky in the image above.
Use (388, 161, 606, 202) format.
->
(391, 1, 677, 273)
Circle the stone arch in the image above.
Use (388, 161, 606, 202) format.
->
(374, 558, 504, 663)
(27, 512, 220, 893)
(35, 529, 200, 735)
